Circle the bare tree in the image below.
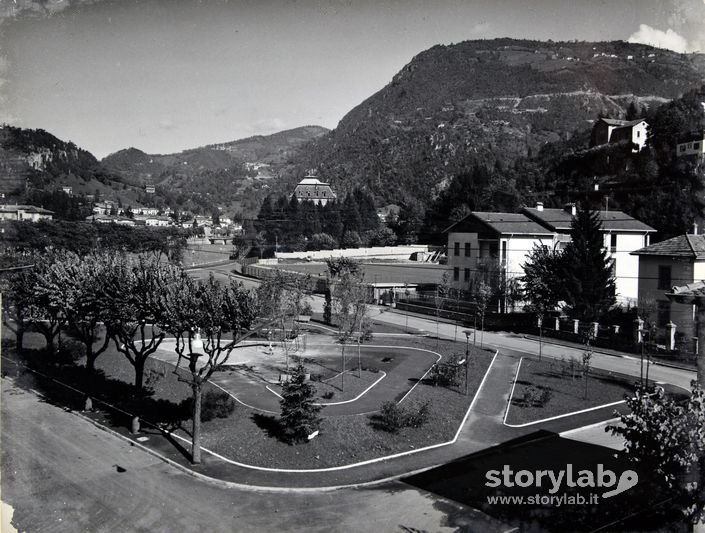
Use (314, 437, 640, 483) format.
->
(159, 274, 256, 464)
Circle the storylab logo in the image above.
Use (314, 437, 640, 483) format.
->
(485, 464, 639, 506)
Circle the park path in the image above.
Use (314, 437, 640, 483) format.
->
(152, 337, 441, 416)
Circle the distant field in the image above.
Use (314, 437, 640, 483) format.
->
(273, 261, 449, 285)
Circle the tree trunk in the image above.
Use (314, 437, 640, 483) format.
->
(16, 327, 24, 354)
(191, 383, 202, 464)
(42, 330, 55, 359)
(134, 358, 145, 395)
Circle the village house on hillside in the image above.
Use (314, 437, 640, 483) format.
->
(0, 204, 53, 222)
(293, 175, 336, 206)
(590, 117, 648, 152)
(676, 130, 705, 159)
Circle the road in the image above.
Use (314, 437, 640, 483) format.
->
(0, 377, 508, 533)
(191, 262, 696, 390)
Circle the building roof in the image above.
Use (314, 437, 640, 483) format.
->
(597, 118, 646, 128)
(631, 234, 705, 258)
(0, 204, 54, 215)
(294, 178, 336, 200)
(445, 212, 553, 236)
(666, 280, 705, 305)
(298, 177, 329, 186)
(522, 207, 655, 233)
(677, 130, 705, 144)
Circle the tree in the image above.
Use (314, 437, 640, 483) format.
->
(341, 230, 362, 249)
(35, 251, 115, 385)
(306, 232, 338, 251)
(561, 205, 616, 322)
(256, 271, 312, 372)
(328, 258, 367, 389)
(103, 254, 175, 394)
(607, 382, 705, 527)
(522, 243, 564, 315)
(434, 272, 450, 347)
(279, 363, 322, 443)
(159, 274, 256, 464)
(13, 254, 66, 359)
(475, 281, 492, 348)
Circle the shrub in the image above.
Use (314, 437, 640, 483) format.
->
(200, 389, 236, 422)
(427, 355, 462, 387)
(377, 400, 431, 432)
(520, 385, 553, 408)
(379, 401, 407, 432)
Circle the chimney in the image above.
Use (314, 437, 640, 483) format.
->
(536, 202, 544, 212)
(564, 203, 577, 216)
(693, 222, 699, 235)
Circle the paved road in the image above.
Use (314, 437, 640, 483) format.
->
(370, 308, 697, 391)
(0, 377, 509, 533)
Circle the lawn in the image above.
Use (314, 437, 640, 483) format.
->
(269, 261, 448, 285)
(3, 329, 495, 469)
(504, 356, 636, 426)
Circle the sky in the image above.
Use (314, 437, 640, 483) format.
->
(0, 0, 704, 159)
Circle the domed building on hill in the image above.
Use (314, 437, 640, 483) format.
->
(292, 174, 337, 206)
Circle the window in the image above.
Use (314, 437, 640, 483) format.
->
(681, 145, 686, 152)
(657, 265, 672, 290)
(610, 233, 617, 253)
(454, 242, 460, 256)
(501, 241, 507, 265)
(464, 268, 470, 282)
(453, 267, 459, 281)
(657, 301, 671, 328)
(464, 242, 471, 257)
(489, 242, 498, 259)
(636, 130, 641, 138)
(695, 142, 701, 149)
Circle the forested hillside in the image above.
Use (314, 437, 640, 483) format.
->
(286, 39, 704, 214)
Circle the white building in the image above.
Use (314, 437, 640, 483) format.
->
(522, 203, 655, 305)
(293, 176, 337, 206)
(591, 118, 648, 152)
(676, 131, 705, 159)
(0, 204, 54, 222)
(444, 212, 555, 302)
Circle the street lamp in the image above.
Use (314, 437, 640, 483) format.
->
(537, 314, 543, 361)
(463, 329, 473, 396)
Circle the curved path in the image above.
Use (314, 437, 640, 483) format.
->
(152, 336, 441, 416)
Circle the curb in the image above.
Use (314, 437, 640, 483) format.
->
(521, 334, 697, 372)
(1, 373, 442, 493)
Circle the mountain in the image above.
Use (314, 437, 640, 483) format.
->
(205, 125, 330, 165)
(0, 124, 328, 218)
(100, 125, 329, 215)
(101, 125, 329, 183)
(290, 39, 705, 205)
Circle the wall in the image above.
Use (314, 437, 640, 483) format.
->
(610, 232, 649, 305)
(501, 235, 554, 283)
(637, 255, 695, 338)
(274, 245, 429, 262)
(630, 121, 648, 152)
(446, 231, 479, 290)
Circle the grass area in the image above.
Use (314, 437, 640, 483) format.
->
(3, 329, 494, 469)
(270, 261, 448, 285)
(504, 357, 636, 426)
(183, 349, 493, 468)
(304, 367, 382, 403)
